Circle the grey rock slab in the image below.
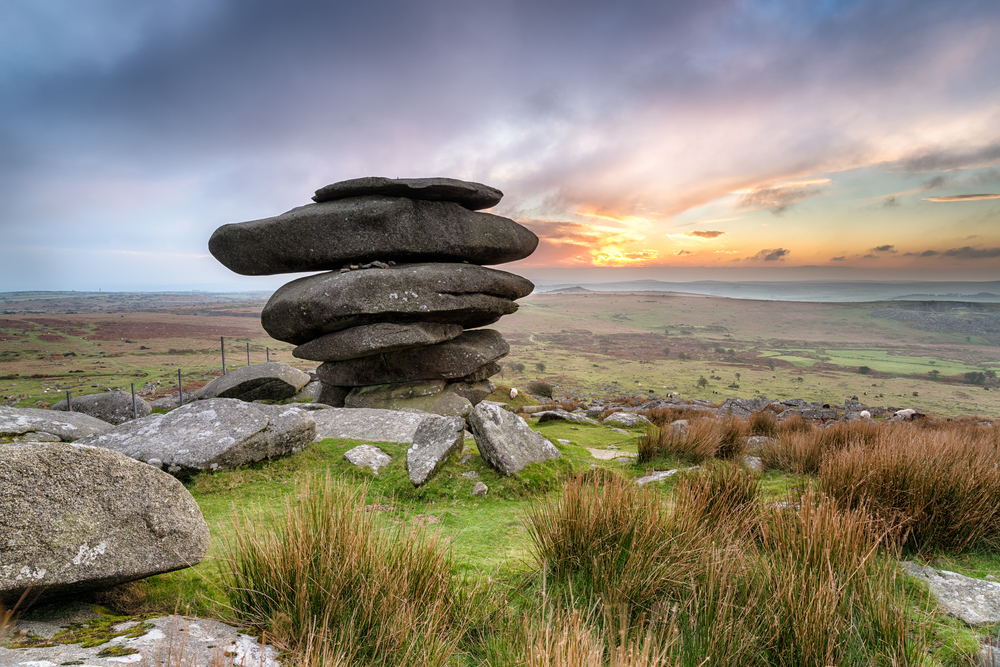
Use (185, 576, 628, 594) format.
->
(262, 262, 533, 344)
(74, 399, 316, 477)
(535, 409, 599, 425)
(0, 443, 209, 605)
(318, 329, 509, 386)
(468, 401, 561, 475)
(52, 391, 152, 425)
(445, 379, 495, 405)
(588, 448, 638, 461)
(406, 416, 465, 486)
(743, 435, 777, 451)
(196, 362, 311, 402)
(0, 406, 112, 442)
(0, 612, 281, 666)
(312, 407, 431, 444)
(293, 321, 464, 362)
(312, 176, 503, 210)
(602, 412, 652, 428)
(780, 408, 839, 421)
(901, 561, 1000, 627)
(471, 481, 488, 497)
(718, 396, 772, 418)
(209, 196, 538, 275)
(345, 382, 473, 419)
(344, 444, 392, 475)
(634, 467, 700, 486)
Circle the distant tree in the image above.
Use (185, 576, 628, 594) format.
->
(928, 370, 940, 379)
(735, 372, 741, 381)
(727, 349, 736, 355)
(857, 366, 872, 375)
(535, 362, 547, 373)
(964, 371, 986, 385)
(987, 370, 997, 379)
(697, 376, 708, 388)
(678, 352, 689, 360)
(714, 346, 725, 353)
(511, 362, 526, 372)
(767, 359, 776, 370)
(662, 347, 671, 356)
(526, 381, 553, 398)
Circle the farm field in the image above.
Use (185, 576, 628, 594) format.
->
(1, 290, 998, 417)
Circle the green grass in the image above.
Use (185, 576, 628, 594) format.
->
(760, 348, 983, 375)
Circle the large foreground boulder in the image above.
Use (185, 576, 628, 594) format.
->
(209, 196, 537, 276)
(74, 399, 316, 477)
(261, 263, 533, 344)
(0, 442, 210, 605)
(52, 391, 152, 424)
(317, 329, 509, 386)
(468, 401, 561, 475)
(0, 406, 112, 442)
(195, 361, 311, 402)
(406, 416, 465, 486)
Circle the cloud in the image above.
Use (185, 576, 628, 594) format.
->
(862, 254, 877, 259)
(941, 246, 1000, 259)
(902, 250, 940, 257)
(831, 256, 846, 261)
(749, 248, 790, 262)
(675, 250, 694, 256)
(871, 245, 897, 253)
(901, 142, 1000, 173)
(687, 230, 725, 238)
(882, 196, 900, 207)
(924, 194, 1000, 202)
(737, 179, 829, 215)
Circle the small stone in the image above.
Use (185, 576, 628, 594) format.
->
(461, 471, 479, 479)
(344, 444, 392, 475)
(471, 481, 488, 497)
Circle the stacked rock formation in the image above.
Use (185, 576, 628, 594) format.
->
(209, 177, 537, 417)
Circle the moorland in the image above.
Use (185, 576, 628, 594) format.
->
(2, 289, 1000, 666)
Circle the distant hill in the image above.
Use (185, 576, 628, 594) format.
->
(543, 286, 595, 294)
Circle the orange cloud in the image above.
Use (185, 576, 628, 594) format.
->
(592, 248, 660, 265)
(687, 230, 725, 238)
(924, 193, 1000, 202)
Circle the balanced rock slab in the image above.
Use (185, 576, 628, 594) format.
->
(312, 407, 433, 444)
(345, 382, 474, 419)
(209, 196, 538, 275)
(313, 176, 503, 210)
(468, 401, 561, 475)
(52, 391, 152, 425)
(74, 399, 316, 477)
(407, 416, 465, 486)
(317, 329, 508, 386)
(0, 406, 112, 442)
(195, 361, 311, 402)
(262, 263, 533, 344)
(0, 442, 209, 605)
(294, 322, 464, 362)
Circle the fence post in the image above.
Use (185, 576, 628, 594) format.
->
(221, 336, 226, 375)
(66, 390, 72, 412)
(247, 342, 250, 366)
(178, 369, 183, 407)
(131, 382, 137, 419)
(266, 347, 270, 362)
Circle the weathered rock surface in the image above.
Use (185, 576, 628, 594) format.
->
(445, 379, 495, 405)
(780, 407, 839, 421)
(293, 322, 464, 361)
(262, 263, 533, 344)
(344, 444, 392, 475)
(312, 176, 503, 210)
(314, 382, 351, 407)
(312, 407, 432, 444)
(0, 610, 281, 667)
(0, 443, 210, 605)
(52, 391, 152, 425)
(0, 406, 112, 442)
(317, 329, 509, 386)
(468, 401, 561, 475)
(472, 481, 488, 496)
(209, 197, 538, 275)
(407, 416, 465, 485)
(534, 409, 600, 425)
(345, 381, 474, 419)
(74, 399, 316, 477)
(195, 362, 311, 402)
(718, 396, 773, 418)
(901, 561, 1000, 626)
(634, 467, 700, 486)
(602, 412, 652, 428)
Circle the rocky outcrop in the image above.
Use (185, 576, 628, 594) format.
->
(468, 401, 561, 475)
(602, 412, 652, 428)
(718, 396, 773, 418)
(52, 391, 151, 425)
(209, 176, 535, 413)
(0, 406, 112, 442)
(0, 442, 209, 605)
(195, 362, 311, 402)
(901, 561, 1000, 626)
(312, 407, 437, 444)
(74, 399, 316, 477)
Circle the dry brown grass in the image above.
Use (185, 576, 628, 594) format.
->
(639, 418, 747, 463)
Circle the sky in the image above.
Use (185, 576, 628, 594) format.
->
(1, 0, 999, 292)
